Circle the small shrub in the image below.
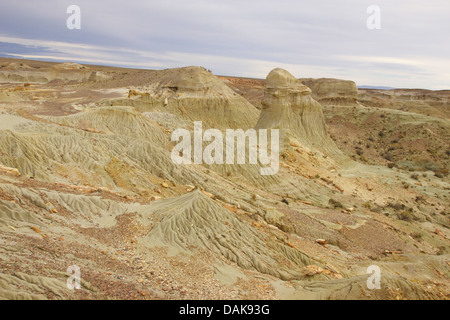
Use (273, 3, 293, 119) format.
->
(415, 196, 425, 203)
(434, 171, 443, 178)
(388, 202, 406, 211)
(329, 198, 343, 209)
(397, 210, 413, 222)
(410, 232, 423, 241)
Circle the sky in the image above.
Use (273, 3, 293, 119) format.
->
(0, 0, 449, 89)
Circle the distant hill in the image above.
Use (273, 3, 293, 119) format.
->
(358, 85, 397, 90)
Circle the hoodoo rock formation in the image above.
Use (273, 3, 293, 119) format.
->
(255, 68, 344, 158)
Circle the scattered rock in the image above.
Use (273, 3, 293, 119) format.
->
(333, 184, 344, 193)
(304, 265, 324, 276)
(201, 190, 215, 199)
(0, 164, 21, 176)
(31, 227, 41, 233)
(221, 203, 238, 213)
(289, 138, 301, 148)
(434, 229, 446, 239)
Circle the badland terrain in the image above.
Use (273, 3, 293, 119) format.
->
(0, 57, 448, 300)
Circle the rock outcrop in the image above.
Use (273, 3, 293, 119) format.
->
(0, 69, 92, 84)
(125, 66, 260, 130)
(53, 62, 88, 70)
(255, 68, 343, 157)
(0, 62, 34, 70)
(0, 61, 105, 84)
(300, 78, 358, 105)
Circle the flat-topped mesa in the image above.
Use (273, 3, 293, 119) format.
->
(0, 61, 94, 84)
(53, 62, 88, 70)
(300, 78, 358, 105)
(255, 68, 344, 158)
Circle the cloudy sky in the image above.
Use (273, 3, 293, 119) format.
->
(1, 0, 449, 89)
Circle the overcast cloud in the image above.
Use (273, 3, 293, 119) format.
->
(0, 0, 449, 89)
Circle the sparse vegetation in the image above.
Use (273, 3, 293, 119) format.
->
(328, 198, 343, 209)
(363, 202, 371, 209)
(437, 246, 446, 255)
(410, 232, 423, 241)
(388, 202, 406, 211)
(398, 210, 413, 222)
